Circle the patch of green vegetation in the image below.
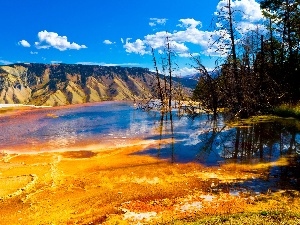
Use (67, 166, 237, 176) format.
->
(163, 211, 300, 225)
(226, 115, 279, 127)
(273, 103, 300, 119)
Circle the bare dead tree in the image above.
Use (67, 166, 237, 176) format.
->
(166, 36, 173, 111)
(152, 48, 164, 106)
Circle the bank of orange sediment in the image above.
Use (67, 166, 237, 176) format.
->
(1, 137, 299, 225)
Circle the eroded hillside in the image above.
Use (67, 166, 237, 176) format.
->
(0, 63, 192, 106)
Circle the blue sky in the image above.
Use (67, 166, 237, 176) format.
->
(0, 0, 263, 76)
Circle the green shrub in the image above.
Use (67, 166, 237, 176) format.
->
(273, 103, 300, 119)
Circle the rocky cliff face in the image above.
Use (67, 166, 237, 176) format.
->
(0, 63, 192, 106)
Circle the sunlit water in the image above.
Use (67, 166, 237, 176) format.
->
(0, 101, 299, 191)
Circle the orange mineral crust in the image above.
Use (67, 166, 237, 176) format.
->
(1, 141, 299, 224)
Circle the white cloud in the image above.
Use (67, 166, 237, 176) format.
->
(216, 0, 263, 22)
(121, 38, 124, 44)
(174, 67, 198, 77)
(103, 39, 115, 45)
(76, 61, 140, 67)
(51, 61, 62, 64)
(152, 66, 198, 77)
(144, 31, 172, 49)
(234, 0, 263, 22)
(173, 20, 215, 47)
(169, 41, 189, 53)
(35, 30, 87, 51)
(103, 63, 140, 67)
(18, 40, 31, 47)
(0, 60, 12, 65)
(178, 52, 200, 58)
(236, 21, 266, 34)
(149, 18, 167, 27)
(124, 19, 214, 57)
(30, 51, 38, 55)
(177, 18, 202, 28)
(124, 38, 148, 55)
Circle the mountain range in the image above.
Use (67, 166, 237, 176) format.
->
(0, 63, 198, 106)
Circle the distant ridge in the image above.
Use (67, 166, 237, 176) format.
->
(0, 63, 193, 106)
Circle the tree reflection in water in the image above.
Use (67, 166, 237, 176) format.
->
(221, 118, 300, 163)
(148, 111, 300, 191)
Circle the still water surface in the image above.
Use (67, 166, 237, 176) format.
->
(0, 101, 299, 191)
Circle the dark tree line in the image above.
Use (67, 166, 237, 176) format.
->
(193, 0, 300, 118)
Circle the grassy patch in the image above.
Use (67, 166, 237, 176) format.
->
(226, 115, 280, 127)
(165, 211, 300, 225)
(273, 103, 300, 119)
